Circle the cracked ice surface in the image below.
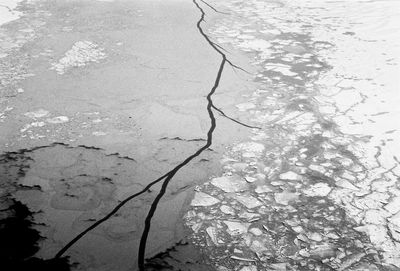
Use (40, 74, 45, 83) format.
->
(50, 41, 106, 74)
(185, 0, 400, 270)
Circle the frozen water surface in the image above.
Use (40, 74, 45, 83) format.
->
(1, 0, 400, 270)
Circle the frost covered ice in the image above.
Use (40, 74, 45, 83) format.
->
(184, 0, 400, 270)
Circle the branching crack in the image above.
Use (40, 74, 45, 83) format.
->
(212, 104, 261, 129)
(200, 0, 230, 15)
(52, 1, 246, 270)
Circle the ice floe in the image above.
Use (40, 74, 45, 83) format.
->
(51, 41, 106, 74)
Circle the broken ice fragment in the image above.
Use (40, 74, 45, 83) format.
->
(309, 164, 326, 174)
(279, 171, 302, 181)
(299, 249, 310, 257)
(206, 226, 219, 245)
(191, 192, 220, 206)
(255, 185, 273, 194)
(303, 183, 331, 197)
(249, 228, 263, 236)
(239, 211, 260, 221)
(211, 175, 249, 193)
(307, 232, 323, 242)
(223, 221, 250, 235)
(274, 192, 299, 205)
(220, 205, 236, 215)
(292, 226, 304, 233)
(234, 194, 263, 208)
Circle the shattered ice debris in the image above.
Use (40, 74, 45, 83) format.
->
(303, 183, 332, 197)
(211, 175, 248, 193)
(47, 116, 69, 124)
(51, 41, 106, 74)
(25, 109, 50, 119)
(191, 192, 220, 206)
(223, 221, 250, 236)
(234, 194, 263, 209)
(232, 142, 265, 158)
(279, 171, 302, 181)
(20, 122, 45, 132)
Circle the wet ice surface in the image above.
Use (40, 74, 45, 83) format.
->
(0, 144, 143, 268)
(1, 142, 214, 270)
(0, 143, 215, 271)
(184, 0, 400, 270)
(0, 0, 242, 270)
